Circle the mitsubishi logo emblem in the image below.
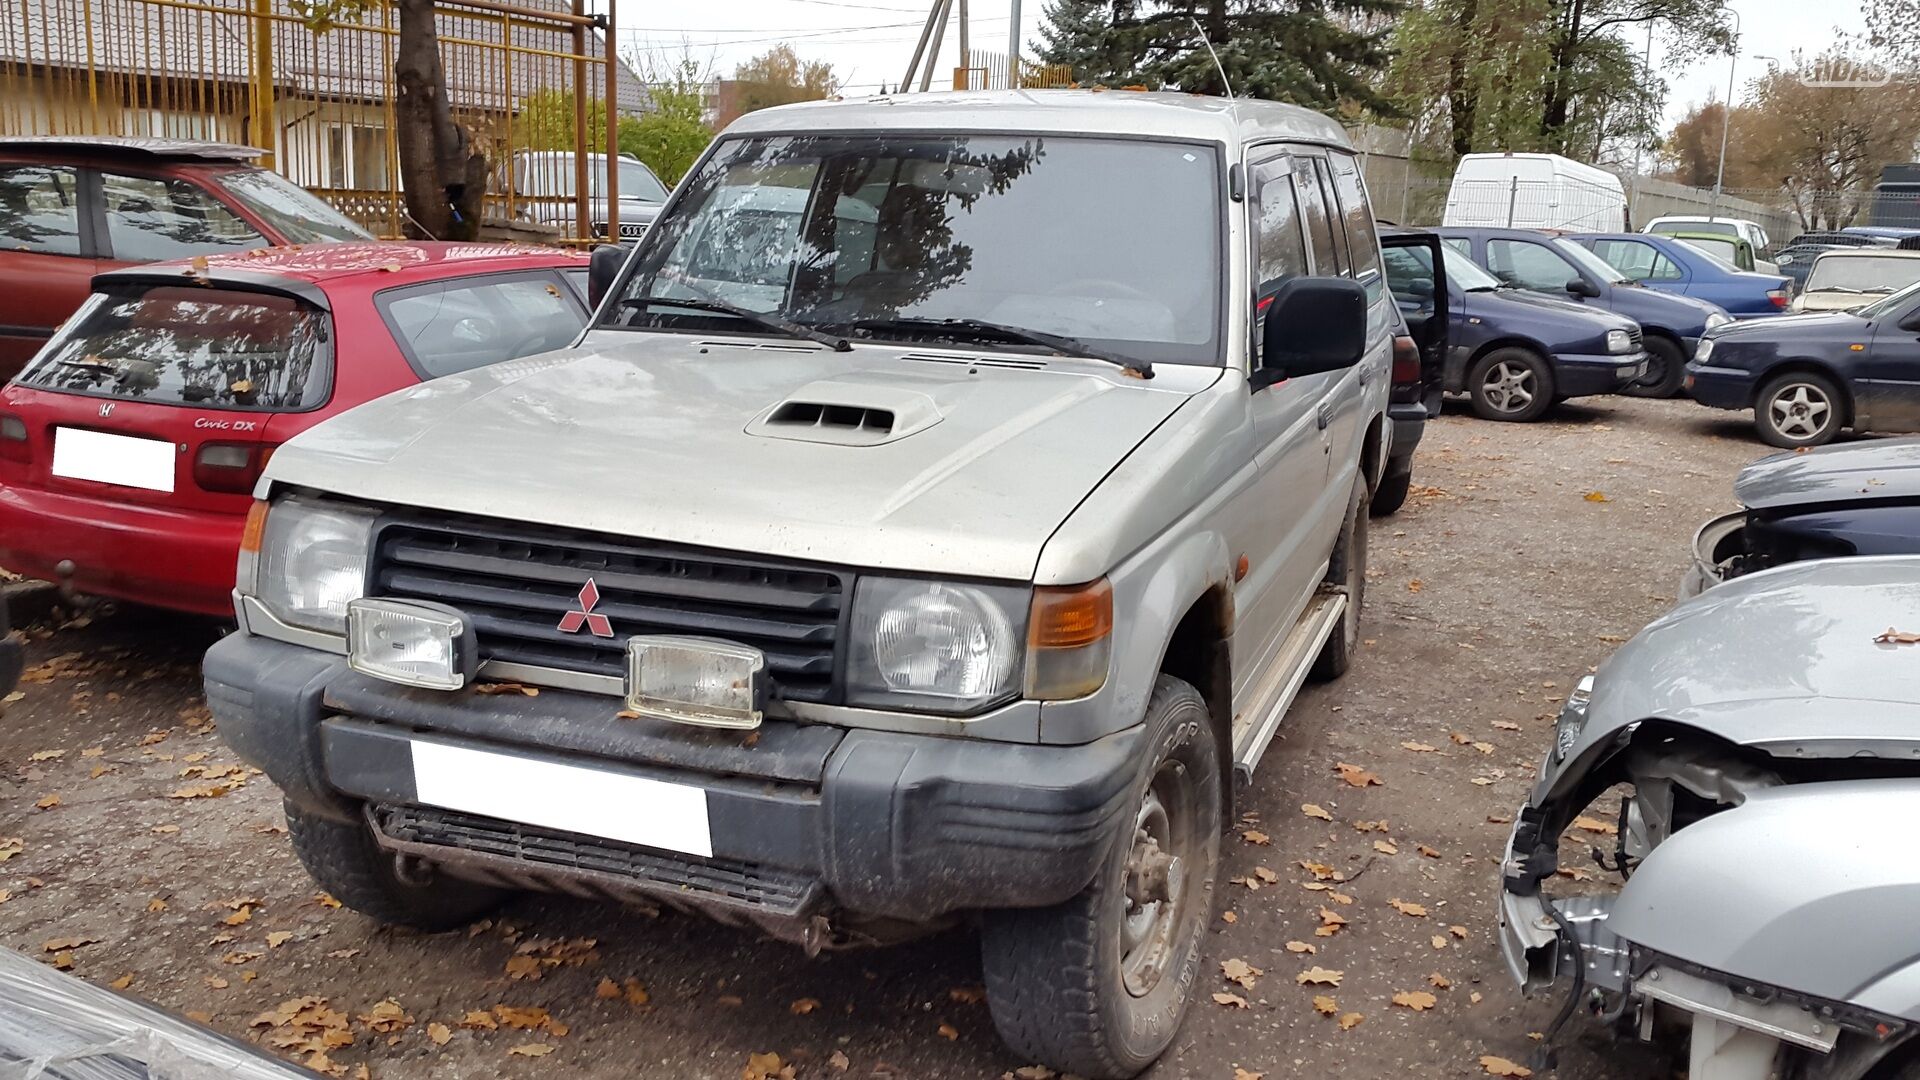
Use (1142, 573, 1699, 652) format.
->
(558, 578, 614, 637)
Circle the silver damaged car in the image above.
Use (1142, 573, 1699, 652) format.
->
(1499, 555, 1920, 1079)
(202, 90, 1398, 1079)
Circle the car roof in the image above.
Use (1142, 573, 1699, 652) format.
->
(723, 89, 1351, 150)
(1809, 248, 1920, 259)
(93, 242, 588, 301)
(0, 135, 264, 162)
(1647, 215, 1757, 226)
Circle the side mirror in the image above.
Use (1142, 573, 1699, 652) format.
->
(588, 243, 627, 309)
(1567, 277, 1602, 298)
(1898, 308, 1920, 332)
(1259, 276, 1369, 385)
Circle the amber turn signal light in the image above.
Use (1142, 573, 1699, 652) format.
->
(1030, 579, 1114, 649)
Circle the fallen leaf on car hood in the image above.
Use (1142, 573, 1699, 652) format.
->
(1875, 628, 1920, 645)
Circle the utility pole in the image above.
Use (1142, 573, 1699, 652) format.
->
(1007, 0, 1020, 89)
(1709, 5, 1741, 221)
(957, 0, 969, 87)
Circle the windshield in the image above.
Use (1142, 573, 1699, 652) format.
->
(1676, 237, 1740, 265)
(1858, 280, 1920, 320)
(214, 169, 373, 243)
(1653, 219, 1738, 239)
(518, 156, 669, 203)
(614, 160, 669, 202)
(20, 285, 332, 410)
(1804, 255, 1920, 294)
(1552, 237, 1628, 283)
(605, 134, 1224, 367)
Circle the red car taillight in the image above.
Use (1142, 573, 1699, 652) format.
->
(1768, 289, 1790, 309)
(0, 413, 29, 464)
(1391, 335, 1421, 385)
(193, 442, 275, 494)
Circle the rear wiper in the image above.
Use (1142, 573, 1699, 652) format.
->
(619, 295, 850, 352)
(830, 316, 1153, 379)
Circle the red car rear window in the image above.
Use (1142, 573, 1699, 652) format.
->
(19, 285, 332, 411)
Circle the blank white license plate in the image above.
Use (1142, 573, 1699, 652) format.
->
(51, 427, 176, 493)
(410, 740, 712, 858)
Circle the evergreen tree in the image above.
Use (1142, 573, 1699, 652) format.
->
(1036, 0, 1400, 113)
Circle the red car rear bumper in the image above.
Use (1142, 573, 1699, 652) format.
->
(0, 486, 241, 618)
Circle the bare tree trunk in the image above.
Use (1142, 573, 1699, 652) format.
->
(395, 0, 487, 240)
(1445, 0, 1479, 157)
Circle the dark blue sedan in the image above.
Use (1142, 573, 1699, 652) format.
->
(1563, 232, 1793, 319)
(1436, 227, 1734, 398)
(1382, 242, 1647, 422)
(1687, 281, 1920, 447)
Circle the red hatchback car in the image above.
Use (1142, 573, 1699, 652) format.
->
(0, 136, 377, 383)
(0, 241, 591, 616)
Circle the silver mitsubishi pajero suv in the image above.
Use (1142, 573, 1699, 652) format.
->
(204, 90, 1394, 1078)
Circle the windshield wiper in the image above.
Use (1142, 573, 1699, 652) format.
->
(826, 316, 1153, 379)
(619, 296, 850, 352)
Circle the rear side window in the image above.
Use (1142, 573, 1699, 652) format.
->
(19, 285, 332, 410)
(1326, 154, 1383, 300)
(1252, 158, 1309, 365)
(378, 273, 586, 378)
(1294, 161, 1341, 275)
(101, 172, 265, 260)
(0, 165, 83, 256)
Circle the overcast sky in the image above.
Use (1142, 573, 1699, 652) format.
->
(587, 0, 1867, 139)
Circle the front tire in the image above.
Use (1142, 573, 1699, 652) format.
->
(1311, 475, 1368, 681)
(1624, 336, 1686, 398)
(1755, 370, 1844, 448)
(285, 802, 506, 931)
(980, 677, 1221, 1080)
(1468, 347, 1556, 422)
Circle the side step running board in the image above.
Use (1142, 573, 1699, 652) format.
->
(1230, 591, 1347, 784)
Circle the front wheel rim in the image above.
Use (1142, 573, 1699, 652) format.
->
(1768, 383, 1832, 440)
(1481, 360, 1536, 412)
(1120, 764, 1192, 998)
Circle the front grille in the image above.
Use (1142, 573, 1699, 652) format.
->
(1627, 325, 1644, 348)
(369, 514, 847, 702)
(370, 803, 819, 917)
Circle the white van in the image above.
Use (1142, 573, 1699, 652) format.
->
(1442, 153, 1626, 232)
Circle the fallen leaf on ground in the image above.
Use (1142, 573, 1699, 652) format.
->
(1492, 720, 1522, 731)
(1406, 579, 1424, 593)
(1393, 990, 1438, 1011)
(1, 837, 27, 861)
(1417, 844, 1441, 858)
(1242, 829, 1270, 845)
(34, 794, 59, 810)
(1301, 803, 1333, 821)
(1253, 866, 1279, 883)
(459, 1011, 498, 1031)
(937, 1022, 959, 1040)
(427, 1022, 452, 1046)
(1221, 911, 1238, 924)
(1431, 935, 1450, 949)
(167, 784, 231, 799)
(1285, 940, 1316, 954)
(1400, 741, 1437, 753)
(1481, 1056, 1533, 1077)
(1390, 899, 1428, 917)
(1583, 491, 1609, 502)
(828, 1050, 850, 1072)
(1338, 1012, 1364, 1030)
(359, 999, 412, 1033)
(109, 972, 134, 990)
(1334, 762, 1382, 788)
(1373, 839, 1398, 855)
(1450, 925, 1468, 939)
(1312, 995, 1338, 1016)
(1296, 967, 1343, 986)
(508, 1044, 554, 1058)
(949, 985, 985, 1004)
(1212, 991, 1249, 1009)
(1430, 973, 1452, 988)
(1221, 958, 1262, 990)
(475, 682, 540, 697)
(1572, 815, 1618, 835)
(44, 936, 98, 952)
(1234, 1070, 1264, 1080)
(743, 1052, 795, 1080)
(790, 997, 821, 1015)
(267, 931, 294, 948)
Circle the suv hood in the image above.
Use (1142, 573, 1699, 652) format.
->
(266, 333, 1214, 580)
(1736, 437, 1920, 509)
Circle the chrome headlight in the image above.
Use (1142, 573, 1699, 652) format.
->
(1605, 329, 1634, 354)
(848, 578, 1026, 713)
(1553, 674, 1596, 762)
(1704, 310, 1733, 330)
(248, 496, 376, 635)
(1694, 338, 1715, 364)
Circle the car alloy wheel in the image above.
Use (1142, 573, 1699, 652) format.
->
(1767, 382, 1834, 442)
(1482, 359, 1536, 414)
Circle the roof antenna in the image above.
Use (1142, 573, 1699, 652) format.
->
(1190, 16, 1234, 99)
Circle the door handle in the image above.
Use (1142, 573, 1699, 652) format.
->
(1317, 401, 1333, 430)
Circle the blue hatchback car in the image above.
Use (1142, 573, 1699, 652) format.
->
(1381, 242, 1647, 422)
(1436, 227, 1733, 398)
(1561, 232, 1793, 319)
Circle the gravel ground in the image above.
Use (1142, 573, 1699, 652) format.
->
(0, 394, 1770, 1079)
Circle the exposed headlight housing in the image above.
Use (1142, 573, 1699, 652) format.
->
(1694, 338, 1715, 364)
(848, 579, 1026, 713)
(1553, 674, 1596, 762)
(1704, 310, 1733, 330)
(1605, 329, 1634, 354)
(246, 496, 375, 635)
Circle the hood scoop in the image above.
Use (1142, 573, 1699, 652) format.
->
(746, 379, 944, 446)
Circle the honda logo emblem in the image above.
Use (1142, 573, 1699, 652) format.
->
(99, 402, 115, 417)
(558, 578, 614, 637)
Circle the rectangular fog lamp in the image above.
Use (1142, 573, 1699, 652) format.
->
(347, 599, 476, 691)
(625, 635, 766, 729)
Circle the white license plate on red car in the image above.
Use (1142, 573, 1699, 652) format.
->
(51, 428, 176, 493)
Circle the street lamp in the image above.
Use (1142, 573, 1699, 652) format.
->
(1709, 4, 1742, 220)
